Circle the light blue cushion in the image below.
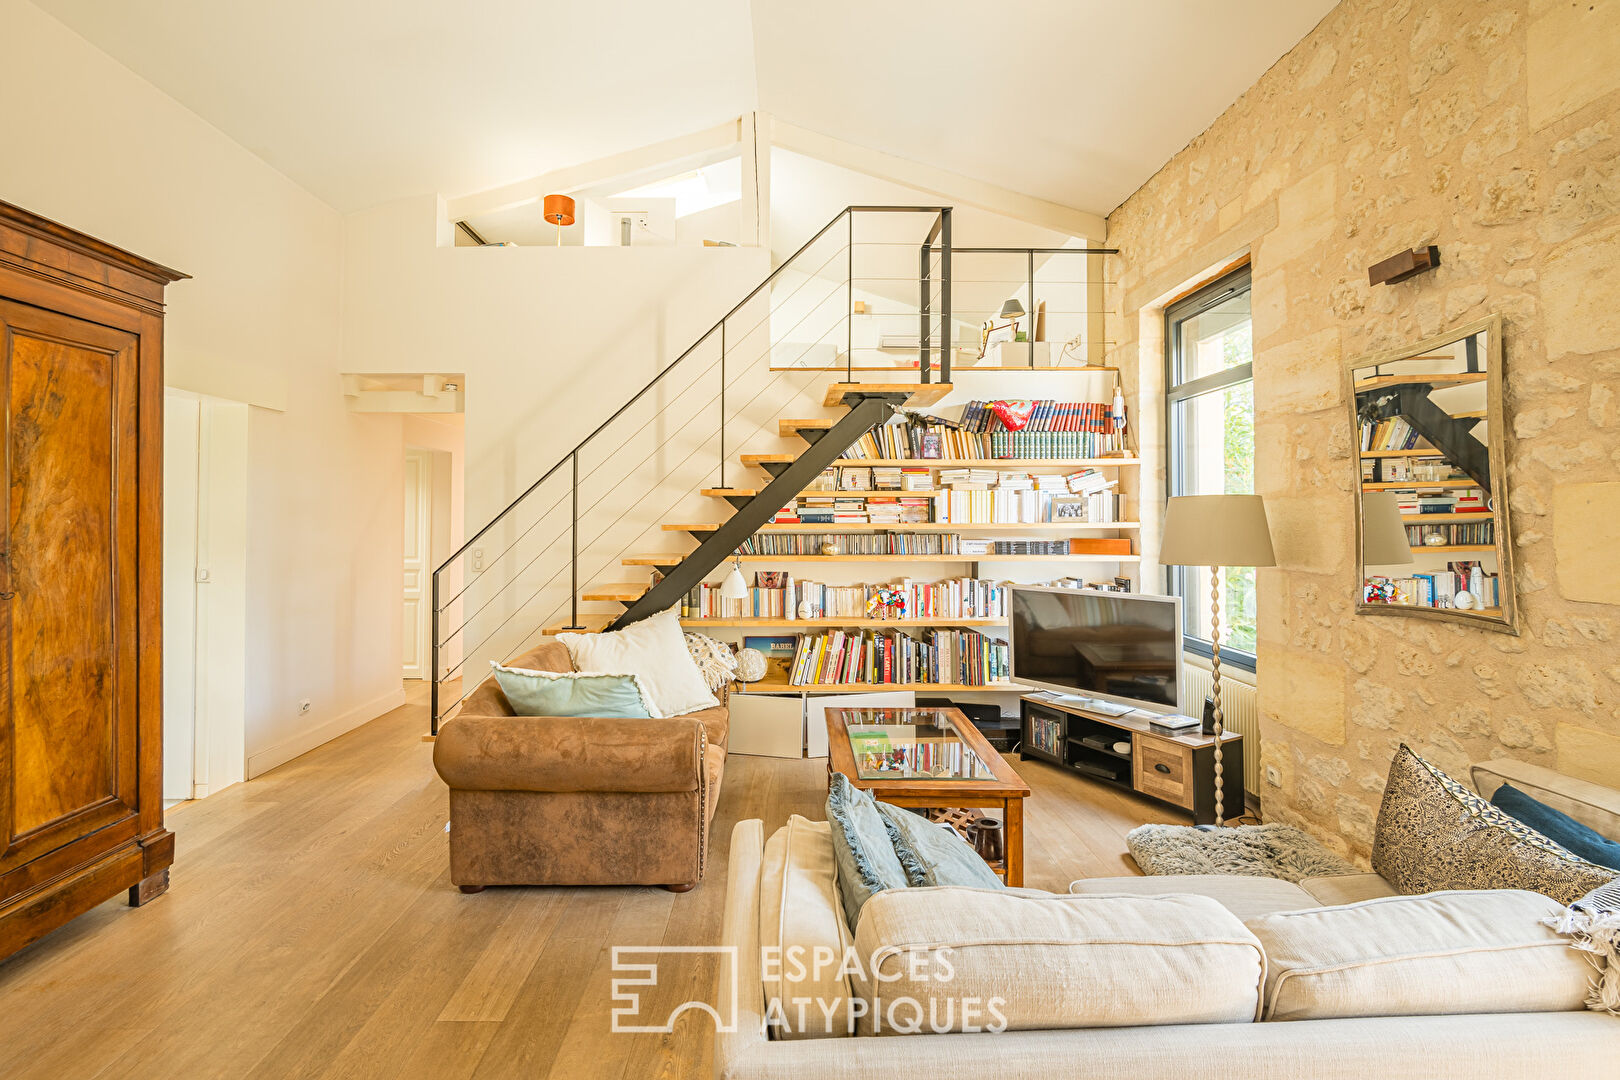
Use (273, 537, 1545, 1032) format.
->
(491, 664, 653, 718)
(877, 803, 1005, 890)
(825, 773, 909, 933)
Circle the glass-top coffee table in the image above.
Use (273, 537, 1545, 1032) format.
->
(824, 706, 1032, 886)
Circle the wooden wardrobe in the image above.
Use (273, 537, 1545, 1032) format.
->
(0, 201, 185, 962)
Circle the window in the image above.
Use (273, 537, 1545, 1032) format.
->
(1165, 266, 1256, 669)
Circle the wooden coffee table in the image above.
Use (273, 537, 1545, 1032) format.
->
(825, 706, 1032, 886)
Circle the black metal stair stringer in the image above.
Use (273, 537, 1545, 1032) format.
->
(1361, 384, 1491, 489)
(608, 394, 901, 629)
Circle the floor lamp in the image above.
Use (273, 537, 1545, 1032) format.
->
(1159, 494, 1276, 827)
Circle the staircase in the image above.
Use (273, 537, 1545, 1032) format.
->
(428, 206, 956, 733)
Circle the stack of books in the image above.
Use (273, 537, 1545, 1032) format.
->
(787, 628, 1009, 686)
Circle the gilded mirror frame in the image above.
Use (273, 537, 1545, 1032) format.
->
(1347, 313, 1518, 633)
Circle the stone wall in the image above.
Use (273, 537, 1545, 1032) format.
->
(1102, 0, 1620, 860)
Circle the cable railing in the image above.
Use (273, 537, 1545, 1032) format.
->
(429, 206, 959, 732)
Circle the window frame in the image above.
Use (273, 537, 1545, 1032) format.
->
(1164, 265, 1257, 672)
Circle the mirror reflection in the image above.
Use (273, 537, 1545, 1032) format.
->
(1350, 315, 1515, 630)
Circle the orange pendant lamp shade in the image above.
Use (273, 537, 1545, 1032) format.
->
(542, 193, 576, 227)
(543, 193, 576, 247)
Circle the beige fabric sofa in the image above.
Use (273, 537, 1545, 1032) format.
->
(714, 760, 1620, 1078)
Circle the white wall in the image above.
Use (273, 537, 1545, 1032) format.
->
(1, 0, 406, 776)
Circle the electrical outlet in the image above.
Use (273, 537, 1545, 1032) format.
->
(1265, 764, 1281, 787)
(298, 699, 312, 715)
(471, 547, 485, 572)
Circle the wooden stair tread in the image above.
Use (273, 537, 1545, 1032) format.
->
(623, 553, 690, 565)
(580, 581, 650, 602)
(542, 615, 614, 635)
(778, 417, 834, 436)
(822, 382, 952, 408)
(740, 453, 797, 466)
(701, 487, 759, 498)
(660, 522, 720, 532)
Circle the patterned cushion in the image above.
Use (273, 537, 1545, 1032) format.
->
(1372, 745, 1618, 905)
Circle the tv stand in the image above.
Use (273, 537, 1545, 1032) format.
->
(1019, 694, 1243, 825)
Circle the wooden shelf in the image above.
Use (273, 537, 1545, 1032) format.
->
(1354, 372, 1487, 391)
(1361, 449, 1444, 458)
(759, 522, 1139, 532)
(741, 674, 1017, 694)
(835, 457, 1138, 468)
(1402, 513, 1493, 522)
(1409, 544, 1494, 552)
(823, 382, 952, 408)
(682, 617, 1006, 628)
(770, 365, 1120, 373)
(1362, 480, 1478, 490)
(622, 553, 1140, 566)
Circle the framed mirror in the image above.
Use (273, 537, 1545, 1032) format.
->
(1348, 313, 1517, 633)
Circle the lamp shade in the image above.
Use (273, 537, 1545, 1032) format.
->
(1159, 494, 1276, 568)
(1360, 491, 1414, 566)
(719, 559, 748, 601)
(998, 299, 1025, 319)
(542, 193, 576, 227)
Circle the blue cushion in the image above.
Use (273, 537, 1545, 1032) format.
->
(1491, 783, 1620, 872)
(825, 773, 909, 933)
(491, 664, 654, 718)
(877, 804, 1005, 890)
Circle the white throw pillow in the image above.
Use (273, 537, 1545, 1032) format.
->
(556, 608, 719, 718)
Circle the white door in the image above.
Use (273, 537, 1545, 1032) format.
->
(163, 393, 202, 800)
(403, 448, 432, 678)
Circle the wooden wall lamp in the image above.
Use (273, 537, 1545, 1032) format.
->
(1368, 245, 1440, 287)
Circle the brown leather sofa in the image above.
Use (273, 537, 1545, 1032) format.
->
(432, 641, 728, 892)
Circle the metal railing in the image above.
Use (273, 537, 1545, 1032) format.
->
(428, 206, 953, 733)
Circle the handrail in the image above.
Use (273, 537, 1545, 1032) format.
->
(435, 204, 948, 575)
(429, 204, 953, 733)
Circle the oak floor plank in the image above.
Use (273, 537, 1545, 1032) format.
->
(0, 685, 1169, 1080)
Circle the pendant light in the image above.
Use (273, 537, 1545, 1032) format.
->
(719, 554, 748, 601)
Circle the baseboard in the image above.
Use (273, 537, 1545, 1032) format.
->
(246, 686, 408, 778)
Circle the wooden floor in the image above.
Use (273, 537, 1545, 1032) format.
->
(0, 685, 1184, 1080)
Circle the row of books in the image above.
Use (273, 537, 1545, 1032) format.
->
(1385, 487, 1488, 514)
(934, 488, 1119, 525)
(739, 533, 966, 556)
(959, 538, 1072, 555)
(840, 427, 1123, 461)
(1360, 416, 1425, 451)
(786, 629, 1010, 686)
(681, 576, 1010, 621)
(957, 400, 1119, 435)
(778, 495, 933, 525)
(1405, 521, 1494, 547)
(1367, 563, 1500, 610)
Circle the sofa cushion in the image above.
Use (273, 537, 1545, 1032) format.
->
(877, 804, 1004, 890)
(556, 608, 718, 717)
(1492, 783, 1620, 871)
(1068, 874, 1316, 921)
(851, 887, 1264, 1033)
(1297, 872, 1399, 907)
(1247, 889, 1593, 1021)
(1372, 745, 1616, 905)
(758, 816, 854, 1040)
(490, 663, 654, 718)
(825, 774, 909, 934)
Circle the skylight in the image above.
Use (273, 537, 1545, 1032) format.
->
(613, 159, 741, 218)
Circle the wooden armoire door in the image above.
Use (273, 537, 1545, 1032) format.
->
(0, 201, 183, 962)
(0, 301, 143, 877)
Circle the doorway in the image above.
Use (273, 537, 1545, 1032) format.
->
(403, 445, 453, 680)
(163, 390, 249, 802)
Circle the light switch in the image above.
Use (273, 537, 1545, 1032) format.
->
(196, 568, 210, 583)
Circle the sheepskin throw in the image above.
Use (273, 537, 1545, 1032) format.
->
(1126, 822, 1358, 882)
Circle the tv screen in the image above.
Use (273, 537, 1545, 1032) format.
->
(1009, 587, 1181, 710)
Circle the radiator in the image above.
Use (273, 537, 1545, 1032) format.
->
(1181, 663, 1259, 799)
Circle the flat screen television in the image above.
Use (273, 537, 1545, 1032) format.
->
(1008, 586, 1182, 713)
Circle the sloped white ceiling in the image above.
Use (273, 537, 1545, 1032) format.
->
(31, 0, 1336, 216)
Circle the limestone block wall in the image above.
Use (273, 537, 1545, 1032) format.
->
(1102, 0, 1620, 861)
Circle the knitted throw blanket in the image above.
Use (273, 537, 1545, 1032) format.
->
(1546, 877, 1620, 1015)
